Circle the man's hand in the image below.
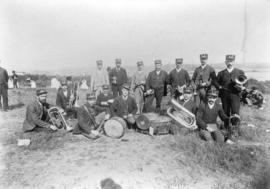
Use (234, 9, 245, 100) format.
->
(101, 101, 108, 106)
(105, 114, 110, 120)
(201, 82, 207, 87)
(107, 99, 114, 103)
(127, 113, 133, 117)
(123, 115, 128, 119)
(50, 125, 58, 131)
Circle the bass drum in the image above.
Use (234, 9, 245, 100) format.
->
(104, 117, 127, 139)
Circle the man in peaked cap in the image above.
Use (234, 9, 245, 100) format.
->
(144, 59, 168, 113)
(192, 54, 218, 106)
(216, 55, 246, 142)
(196, 86, 229, 144)
(73, 92, 110, 139)
(109, 58, 128, 97)
(23, 89, 58, 132)
(130, 61, 148, 114)
(96, 84, 115, 113)
(91, 60, 109, 97)
(110, 83, 138, 128)
(168, 58, 191, 100)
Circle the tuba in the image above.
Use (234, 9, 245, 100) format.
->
(167, 98, 197, 130)
(48, 106, 69, 129)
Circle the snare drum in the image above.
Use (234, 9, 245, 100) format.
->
(104, 117, 127, 139)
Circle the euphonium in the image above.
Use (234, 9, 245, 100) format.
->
(48, 106, 68, 129)
(167, 98, 197, 130)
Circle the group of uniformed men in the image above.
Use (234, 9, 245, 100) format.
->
(22, 54, 247, 144)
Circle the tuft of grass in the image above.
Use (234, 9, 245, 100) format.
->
(170, 134, 268, 176)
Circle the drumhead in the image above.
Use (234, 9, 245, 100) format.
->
(104, 117, 126, 139)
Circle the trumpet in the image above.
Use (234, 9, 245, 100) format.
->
(48, 106, 69, 129)
(167, 98, 197, 130)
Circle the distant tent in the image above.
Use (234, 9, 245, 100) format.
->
(80, 79, 89, 89)
(30, 80, 37, 88)
(51, 78, 61, 89)
(8, 78, 14, 88)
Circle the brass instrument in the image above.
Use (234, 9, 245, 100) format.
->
(167, 98, 197, 130)
(234, 74, 248, 91)
(48, 106, 69, 129)
(68, 81, 80, 108)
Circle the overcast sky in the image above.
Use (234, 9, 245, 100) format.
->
(0, 0, 270, 72)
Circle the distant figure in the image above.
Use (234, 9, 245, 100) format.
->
(23, 89, 58, 132)
(73, 93, 110, 139)
(109, 58, 128, 97)
(192, 54, 217, 105)
(30, 80, 37, 88)
(145, 59, 168, 113)
(51, 77, 61, 89)
(80, 79, 89, 89)
(168, 58, 191, 100)
(110, 83, 137, 128)
(11, 70, 19, 88)
(130, 61, 147, 114)
(91, 60, 109, 97)
(8, 77, 14, 89)
(0, 60, 9, 111)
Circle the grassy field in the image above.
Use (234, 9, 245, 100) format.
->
(0, 88, 269, 189)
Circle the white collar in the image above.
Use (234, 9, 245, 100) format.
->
(227, 67, 234, 73)
(208, 103, 215, 109)
(201, 65, 206, 69)
(156, 70, 161, 75)
(122, 95, 128, 100)
(176, 68, 182, 72)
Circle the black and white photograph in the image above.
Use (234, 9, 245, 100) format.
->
(0, 0, 270, 188)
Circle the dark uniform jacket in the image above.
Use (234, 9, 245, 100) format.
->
(110, 96, 138, 117)
(179, 99, 197, 115)
(196, 101, 229, 129)
(169, 68, 191, 88)
(56, 88, 71, 110)
(192, 65, 217, 87)
(109, 67, 128, 85)
(74, 102, 107, 134)
(216, 68, 245, 97)
(146, 70, 168, 95)
(0, 67, 9, 85)
(23, 100, 52, 132)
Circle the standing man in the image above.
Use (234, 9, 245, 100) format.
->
(110, 83, 138, 128)
(192, 54, 217, 105)
(23, 89, 58, 132)
(168, 58, 191, 99)
(130, 61, 148, 114)
(216, 55, 246, 140)
(109, 58, 128, 97)
(0, 60, 9, 111)
(91, 60, 109, 97)
(145, 60, 168, 113)
(11, 70, 19, 89)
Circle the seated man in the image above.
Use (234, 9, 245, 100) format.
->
(23, 89, 58, 132)
(177, 86, 197, 115)
(110, 83, 138, 128)
(73, 93, 110, 139)
(196, 87, 229, 143)
(96, 84, 115, 113)
(56, 81, 77, 118)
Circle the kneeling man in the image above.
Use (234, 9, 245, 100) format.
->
(23, 89, 58, 132)
(73, 93, 110, 139)
(110, 83, 138, 128)
(196, 87, 229, 143)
